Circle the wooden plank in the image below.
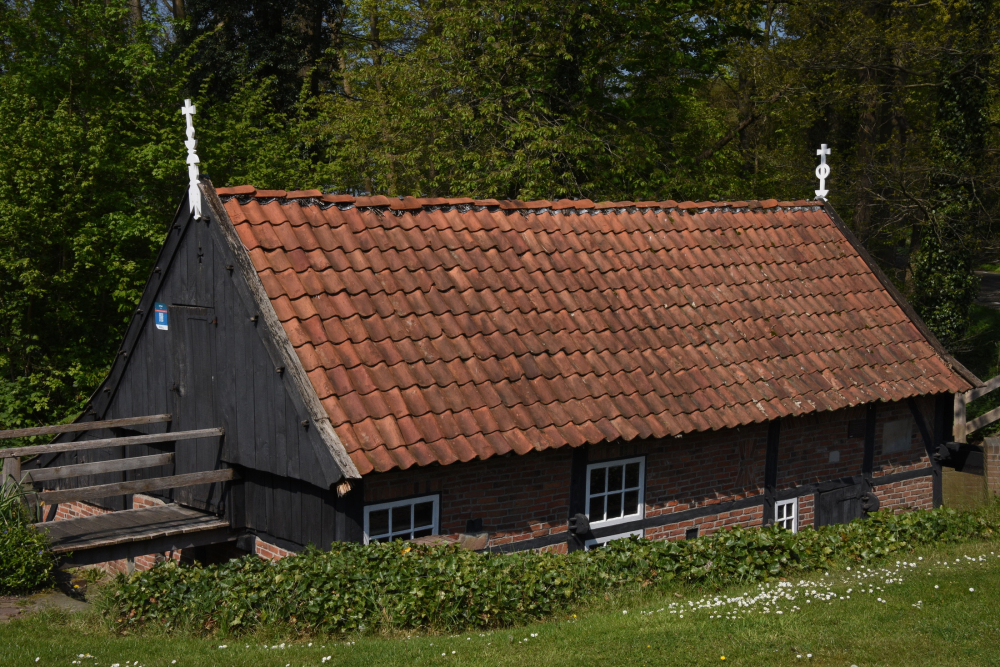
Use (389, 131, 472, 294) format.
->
(964, 374, 1000, 403)
(203, 184, 360, 483)
(966, 404, 1000, 435)
(61, 527, 234, 565)
(1, 428, 223, 458)
(38, 468, 234, 505)
(954, 393, 968, 444)
(27, 453, 175, 483)
(2, 456, 21, 486)
(285, 391, 301, 480)
(35, 504, 229, 554)
(0, 414, 171, 441)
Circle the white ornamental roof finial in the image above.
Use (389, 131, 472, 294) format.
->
(815, 144, 831, 200)
(181, 99, 203, 218)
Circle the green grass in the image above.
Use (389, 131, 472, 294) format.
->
(2, 540, 999, 667)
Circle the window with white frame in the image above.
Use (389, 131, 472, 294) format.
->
(586, 457, 645, 527)
(364, 495, 439, 543)
(775, 498, 798, 533)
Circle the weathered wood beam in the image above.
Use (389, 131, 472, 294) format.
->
(0, 414, 171, 441)
(0, 428, 222, 459)
(38, 468, 234, 505)
(965, 405, 1000, 436)
(27, 453, 175, 483)
(954, 393, 968, 444)
(963, 374, 1000, 404)
(2, 456, 20, 486)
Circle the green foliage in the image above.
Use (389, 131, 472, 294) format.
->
(0, 522, 54, 594)
(103, 506, 996, 636)
(0, 0, 191, 431)
(0, 480, 55, 594)
(1, 0, 998, 433)
(910, 236, 981, 347)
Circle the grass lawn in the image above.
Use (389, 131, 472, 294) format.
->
(2, 540, 999, 667)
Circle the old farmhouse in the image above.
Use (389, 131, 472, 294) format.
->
(12, 179, 979, 568)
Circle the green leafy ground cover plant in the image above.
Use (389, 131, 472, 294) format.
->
(4, 540, 1000, 667)
(0, 480, 56, 594)
(103, 506, 996, 637)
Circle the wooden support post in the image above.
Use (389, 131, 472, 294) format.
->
(954, 392, 967, 444)
(862, 403, 877, 479)
(2, 456, 21, 487)
(335, 478, 364, 544)
(566, 445, 589, 552)
(762, 419, 781, 526)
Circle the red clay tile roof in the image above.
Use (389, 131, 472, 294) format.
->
(215, 188, 976, 475)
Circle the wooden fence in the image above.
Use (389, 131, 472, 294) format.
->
(953, 375, 1000, 443)
(0, 414, 231, 508)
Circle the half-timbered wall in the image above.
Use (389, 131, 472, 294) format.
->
(361, 397, 938, 554)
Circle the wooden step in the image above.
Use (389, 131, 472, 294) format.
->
(35, 504, 230, 555)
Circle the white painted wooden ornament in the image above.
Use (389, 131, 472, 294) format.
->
(181, 99, 203, 218)
(815, 143, 831, 200)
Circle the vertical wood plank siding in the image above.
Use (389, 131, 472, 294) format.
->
(29, 202, 349, 546)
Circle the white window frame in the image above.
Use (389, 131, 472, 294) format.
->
(584, 529, 645, 551)
(585, 456, 645, 529)
(363, 494, 439, 544)
(775, 497, 798, 533)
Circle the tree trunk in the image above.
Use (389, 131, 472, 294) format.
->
(129, 0, 142, 24)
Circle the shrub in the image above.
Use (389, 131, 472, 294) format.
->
(103, 506, 996, 636)
(0, 523, 56, 594)
(0, 481, 56, 594)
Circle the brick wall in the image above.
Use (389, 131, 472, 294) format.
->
(36, 398, 940, 564)
(873, 475, 934, 512)
(985, 438, 1000, 497)
(254, 535, 298, 561)
(365, 398, 936, 550)
(645, 505, 764, 541)
(364, 447, 573, 549)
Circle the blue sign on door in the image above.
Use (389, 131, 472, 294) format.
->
(154, 303, 169, 330)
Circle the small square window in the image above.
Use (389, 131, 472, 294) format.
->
(775, 498, 798, 533)
(586, 457, 644, 528)
(364, 494, 439, 544)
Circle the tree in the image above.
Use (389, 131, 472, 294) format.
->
(0, 0, 186, 427)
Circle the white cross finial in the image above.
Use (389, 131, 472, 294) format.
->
(181, 99, 203, 218)
(815, 144, 831, 200)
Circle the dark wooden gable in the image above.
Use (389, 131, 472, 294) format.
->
(36, 186, 356, 515)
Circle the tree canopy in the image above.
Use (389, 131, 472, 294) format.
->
(0, 0, 997, 427)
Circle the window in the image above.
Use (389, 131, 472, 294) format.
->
(586, 457, 644, 528)
(882, 419, 913, 454)
(775, 498, 797, 533)
(364, 495, 439, 544)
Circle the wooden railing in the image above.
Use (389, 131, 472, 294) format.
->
(0, 415, 231, 508)
(954, 375, 1000, 443)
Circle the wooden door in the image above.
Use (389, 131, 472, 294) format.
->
(170, 306, 224, 512)
(815, 484, 863, 527)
